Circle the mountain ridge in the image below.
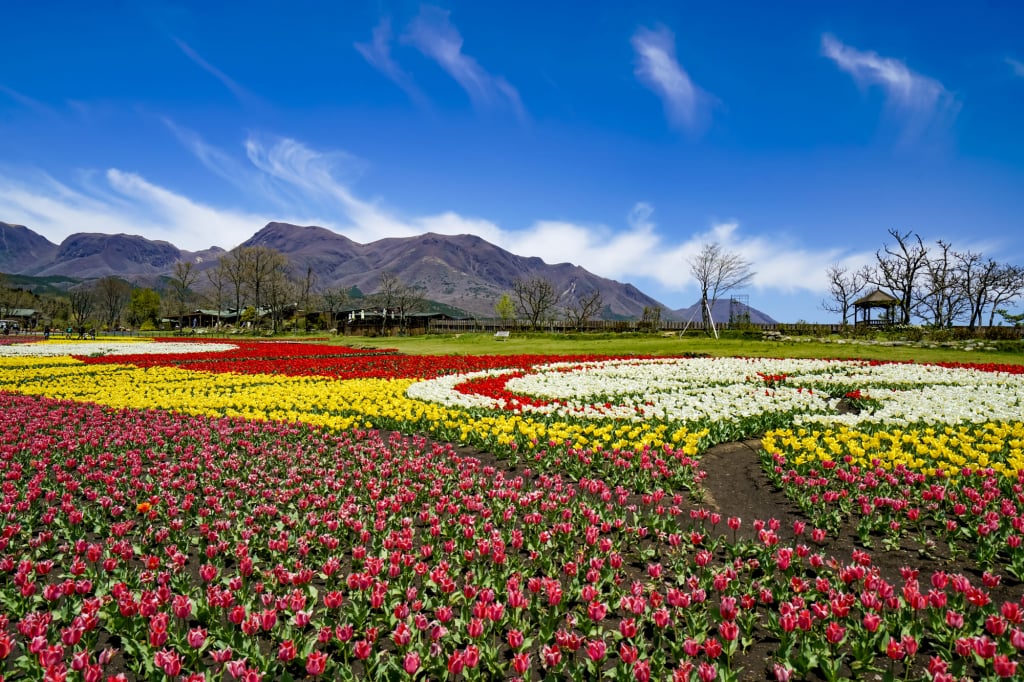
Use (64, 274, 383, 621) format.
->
(1, 220, 776, 322)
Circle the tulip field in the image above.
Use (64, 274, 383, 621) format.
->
(1, 337, 1022, 681)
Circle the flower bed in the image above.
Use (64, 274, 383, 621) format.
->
(0, 340, 1022, 681)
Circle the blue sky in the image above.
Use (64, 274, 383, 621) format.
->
(1, 1, 1022, 322)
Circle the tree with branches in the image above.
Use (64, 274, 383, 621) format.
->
(321, 287, 351, 333)
(370, 272, 426, 334)
(563, 289, 604, 331)
(513, 277, 559, 331)
(94, 276, 132, 331)
(821, 263, 870, 326)
(167, 260, 199, 326)
(203, 264, 229, 329)
(68, 288, 95, 328)
(219, 248, 251, 325)
(916, 240, 966, 327)
(982, 264, 1024, 326)
(243, 246, 289, 334)
(688, 243, 755, 334)
(296, 263, 318, 332)
(262, 257, 294, 334)
(869, 229, 929, 325)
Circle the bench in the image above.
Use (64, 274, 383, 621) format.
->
(494, 330, 510, 341)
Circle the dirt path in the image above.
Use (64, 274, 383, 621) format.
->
(696, 439, 806, 541)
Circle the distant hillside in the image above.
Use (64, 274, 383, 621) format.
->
(1, 219, 775, 321)
(0, 222, 58, 273)
(674, 298, 777, 325)
(242, 222, 669, 319)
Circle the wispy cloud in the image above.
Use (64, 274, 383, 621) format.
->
(244, 135, 417, 241)
(172, 37, 254, 104)
(0, 83, 57, 118)
(355, 18, 429, 107)
(631, 25, 710, 133)
(404, 5, 526, 120)
(821, 34, 958, 144)
(162, 118, 293, 212)
(3, 132, 846, 308)
(1008, 57, 1024, 78)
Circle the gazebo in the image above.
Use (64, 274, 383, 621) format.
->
(853, 289, 899, 326)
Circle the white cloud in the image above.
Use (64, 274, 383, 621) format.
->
(631, 25, 710, 132)
(0, 166, 266, 251)
(355, 18, 429, 107)
(1008, 57, 1024, 78)
(404, 5, 525, 120)
(821, 34, 958, 143)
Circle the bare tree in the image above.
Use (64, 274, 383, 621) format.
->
(370, 272, 427, 334)
(219, 248, 252, 324)
(40, 294, 70, 330)
(321, 287, 351, 332)
(167, 260, 199, 326)
(244, 246, 289, 334)
(868, 230, 929, 325)
(640, 305, 662, 333)
(371, 272, 403, 335)
(984, 264, 1024, 326)
(688, 243, 755, 333)
(955, 251, 995, 329)
(564, 289, 604, 331)
(296, 263, 318, 332)
(262, 258, 294, 334)
(94, 276, 132, 330)
(203, 264, 229, 328)
(821, 264, 869, 325)
(68, 288, 95, 328)
(916, 240, 966, 327)
(513, 277, 559, 331)
(957, 254, 1024, 329)
(0, 274, 11, 319)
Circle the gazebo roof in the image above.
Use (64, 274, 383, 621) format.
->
(853, 289, 899, 307)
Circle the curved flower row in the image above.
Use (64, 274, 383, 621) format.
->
(409, 356, 1024, 428)
(2, 339, 1024, 680)
(0, 339, 233, 356)
(1, 392, 1022, 682)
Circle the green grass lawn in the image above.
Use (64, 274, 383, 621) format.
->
(288, 330, 1024, 365)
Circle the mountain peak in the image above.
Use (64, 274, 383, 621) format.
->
(0, 221, 758, 321)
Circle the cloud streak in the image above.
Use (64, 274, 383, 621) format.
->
(1008, 57, 1024, 78)
(631, 25, 710, 132)
(404, 5, 526, 120)
(0, 83, 57, 118)
(172, 37, 254, 105)
(355, 18, 429, 107)
(821, 34, 958, 143)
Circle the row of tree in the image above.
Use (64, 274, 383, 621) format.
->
(824, 229, 1024, 327)
(3, 240, 755, 335)
(494, 279, 605, 331)
(0, 245, 435, 335)
(8, 231, 1017, 335)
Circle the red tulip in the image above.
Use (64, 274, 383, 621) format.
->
(305, 650, 329, 677)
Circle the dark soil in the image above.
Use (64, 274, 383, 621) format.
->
(448, 435, 1023, 681)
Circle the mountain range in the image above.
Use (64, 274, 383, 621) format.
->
(0, 220, 777, 322)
